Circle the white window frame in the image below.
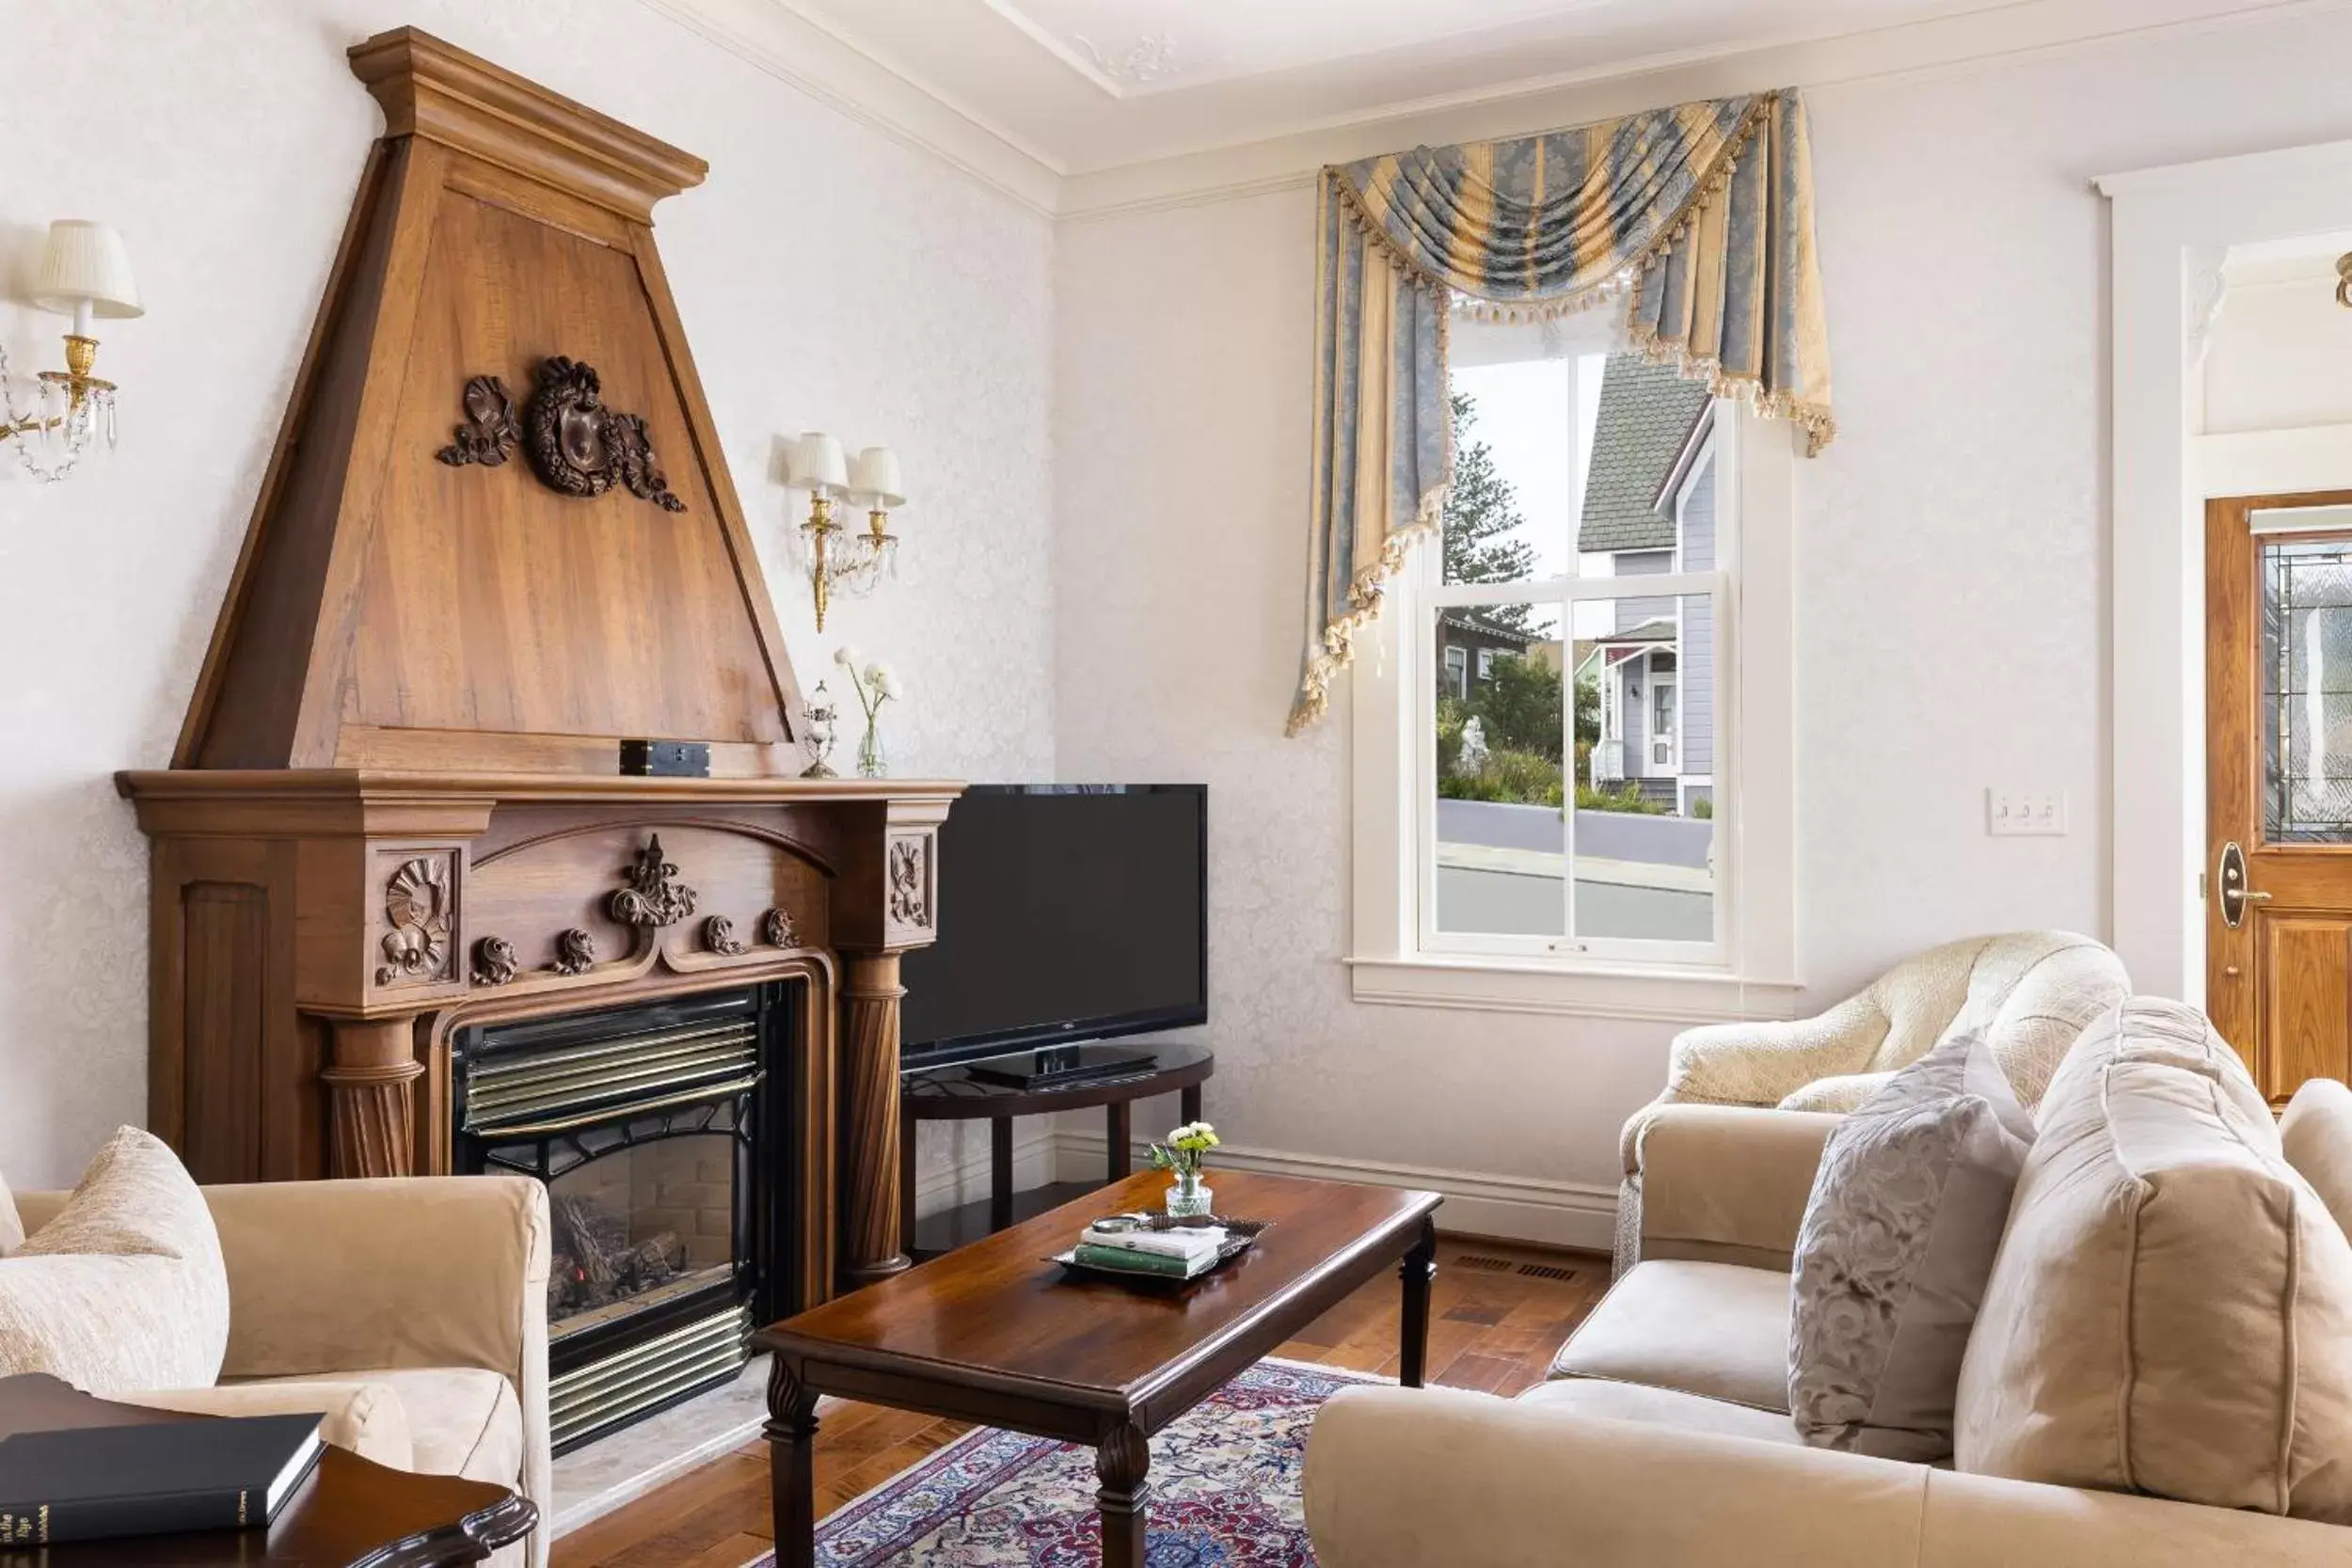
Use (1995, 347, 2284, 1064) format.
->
(1345, 403, 1800, 1022)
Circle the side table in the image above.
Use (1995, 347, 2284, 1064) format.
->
(0, 1373, 534, 1568)
(899, 1040, 1214, 1257)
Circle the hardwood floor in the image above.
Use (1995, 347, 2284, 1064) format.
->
(554, 1235, 1611, 1568)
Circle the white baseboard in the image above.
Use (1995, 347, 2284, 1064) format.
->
(909, 1123, 1059, 1218)
(1053, 1130, 1619, 1254)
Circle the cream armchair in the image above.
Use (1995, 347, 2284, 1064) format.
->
(15, 1176, 551, 1568)
(1613, 930, 2126, 1270)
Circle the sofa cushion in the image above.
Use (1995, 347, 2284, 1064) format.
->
(127, 1378, 415, 1470)
(1775, 1070, 1896, 1114)
(1788, 1033, 2032, 1462)
(2280, 1077, 2352, 1238)
(310, 1367, 525, 1485)
(1549, 1259, 1790, 1412)
(1953, 998, 2352, 1522)
(1518, 1374, 1804, 1446)
(0, 1128, 230, 1395)
(0, 1166, 18, 1256)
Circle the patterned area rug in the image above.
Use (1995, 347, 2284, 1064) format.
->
(747, 1358, 1383, 1567)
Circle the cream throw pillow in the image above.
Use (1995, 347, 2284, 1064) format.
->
(1953, 999, 2352, 1522)
(1788, 1033, 2032, 1461)
(0, 1127, 230, 1395)
(2281, 1077, 2352, 1239)
(0, 1165, 20, 1256)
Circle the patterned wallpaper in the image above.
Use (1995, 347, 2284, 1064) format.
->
(0, 0, 1055, 1187)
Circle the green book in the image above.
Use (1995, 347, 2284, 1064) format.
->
(1073, 1243, 1203, 1278)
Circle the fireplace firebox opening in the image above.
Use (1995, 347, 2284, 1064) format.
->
(453, 984, 802, 1452)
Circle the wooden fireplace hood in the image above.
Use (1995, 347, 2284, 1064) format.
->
(117, 28, 959, 1300)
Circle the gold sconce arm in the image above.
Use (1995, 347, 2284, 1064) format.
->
(4, 336, 114, 438)
(803, 493, 840, 631)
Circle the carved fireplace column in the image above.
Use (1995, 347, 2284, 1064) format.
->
(838, 952, 909, 1285)
(834, 824, 945, 1289)
(323, 1016, 426, 1178)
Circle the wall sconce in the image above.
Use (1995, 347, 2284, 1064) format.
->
(2, 220, 142, 482)
(785, 432, 908, 631)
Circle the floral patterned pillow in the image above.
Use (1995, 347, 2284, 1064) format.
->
(1788, 1031, 2033, 1461)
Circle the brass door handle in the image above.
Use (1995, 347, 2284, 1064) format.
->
(2218, 841, 2268, 928)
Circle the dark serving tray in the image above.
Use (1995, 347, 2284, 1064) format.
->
(1049, 1214, 1273, 1287)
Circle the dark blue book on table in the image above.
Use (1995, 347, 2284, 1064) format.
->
(0, 1409, 324, 1544)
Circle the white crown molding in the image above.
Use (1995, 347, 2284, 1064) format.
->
(975, 0, 1131, 99)
(634, 1, 2350, 222)
(1054, 0, 2343, 217)
(632, 0, 1067, 214)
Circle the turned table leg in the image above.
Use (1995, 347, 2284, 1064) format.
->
(765, 1358, 819, 1568)
(1096, 1423, 1151, 1568)
(1399, 1215, 1438, 1388)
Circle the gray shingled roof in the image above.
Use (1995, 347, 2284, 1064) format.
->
(1578, 356, 1709, 554)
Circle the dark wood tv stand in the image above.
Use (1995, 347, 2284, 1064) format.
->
(899, 1041, 1213, 1258)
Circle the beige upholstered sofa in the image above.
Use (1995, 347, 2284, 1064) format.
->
(1306, 1006, 2352, 1566)
(1613, 930, 2127, 1269)
(13, 1176, 552, 1567)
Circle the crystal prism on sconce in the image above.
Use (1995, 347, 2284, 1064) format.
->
(2, 220, 142, 483)
(783, 433, 908, 631)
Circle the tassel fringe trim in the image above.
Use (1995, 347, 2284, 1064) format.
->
(1284, 496, 1444, 736)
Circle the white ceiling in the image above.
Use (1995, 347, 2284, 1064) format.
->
(777, 0, 2035, 172)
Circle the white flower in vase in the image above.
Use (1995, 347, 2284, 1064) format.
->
(844, 654, 899, 778)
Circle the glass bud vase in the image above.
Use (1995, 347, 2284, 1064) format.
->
(857, 718, 886, 779)
(1165, 1170, 1213, 1219)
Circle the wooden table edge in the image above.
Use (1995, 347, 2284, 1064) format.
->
(900, 1052, 1216, 1120)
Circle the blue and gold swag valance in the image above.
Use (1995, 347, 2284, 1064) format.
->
(1291, 88, 1834, 735)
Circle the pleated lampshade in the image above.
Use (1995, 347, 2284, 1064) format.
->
(32, 220, 143, 320)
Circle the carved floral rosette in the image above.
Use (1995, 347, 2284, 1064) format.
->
(375, 856, 455, 987)
(887, 838, 930, 929)
(610, 834, 699, 928)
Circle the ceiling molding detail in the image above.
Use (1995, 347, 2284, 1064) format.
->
(638, 0, 2340, 220)
(631, 0, 1066, 213)
(1060, 0, 2339, 216)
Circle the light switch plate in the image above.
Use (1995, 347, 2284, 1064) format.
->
(1987, 789, 2067, 836)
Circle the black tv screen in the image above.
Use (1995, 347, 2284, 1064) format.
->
(899, 785, 1206, 1065)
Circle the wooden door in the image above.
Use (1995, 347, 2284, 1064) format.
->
(2207, 491, 2352, 1105)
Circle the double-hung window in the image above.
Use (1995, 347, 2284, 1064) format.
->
(1347, 324, 1799, 1022)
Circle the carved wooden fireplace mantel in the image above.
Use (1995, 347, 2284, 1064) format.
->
(118, 769, 954, 1296)
(117, 29, 963, 1305)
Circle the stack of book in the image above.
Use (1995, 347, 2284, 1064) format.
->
(1073, 1217, 1228, 1280)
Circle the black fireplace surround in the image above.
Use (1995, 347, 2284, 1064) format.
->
(453, 984, 803, 1452)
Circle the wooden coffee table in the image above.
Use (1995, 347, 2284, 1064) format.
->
(0, 1374, 534, 1568)
(754, 1168, 1440, 1568)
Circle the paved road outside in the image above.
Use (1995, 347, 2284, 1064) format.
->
(1434, 798, 1713, 941)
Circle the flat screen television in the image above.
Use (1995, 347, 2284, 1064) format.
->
(898, 784, 1206, 1068)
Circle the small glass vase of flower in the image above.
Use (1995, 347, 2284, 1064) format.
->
(1148, 1121, 1220, 1218)
(832, 647, 903, 778)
